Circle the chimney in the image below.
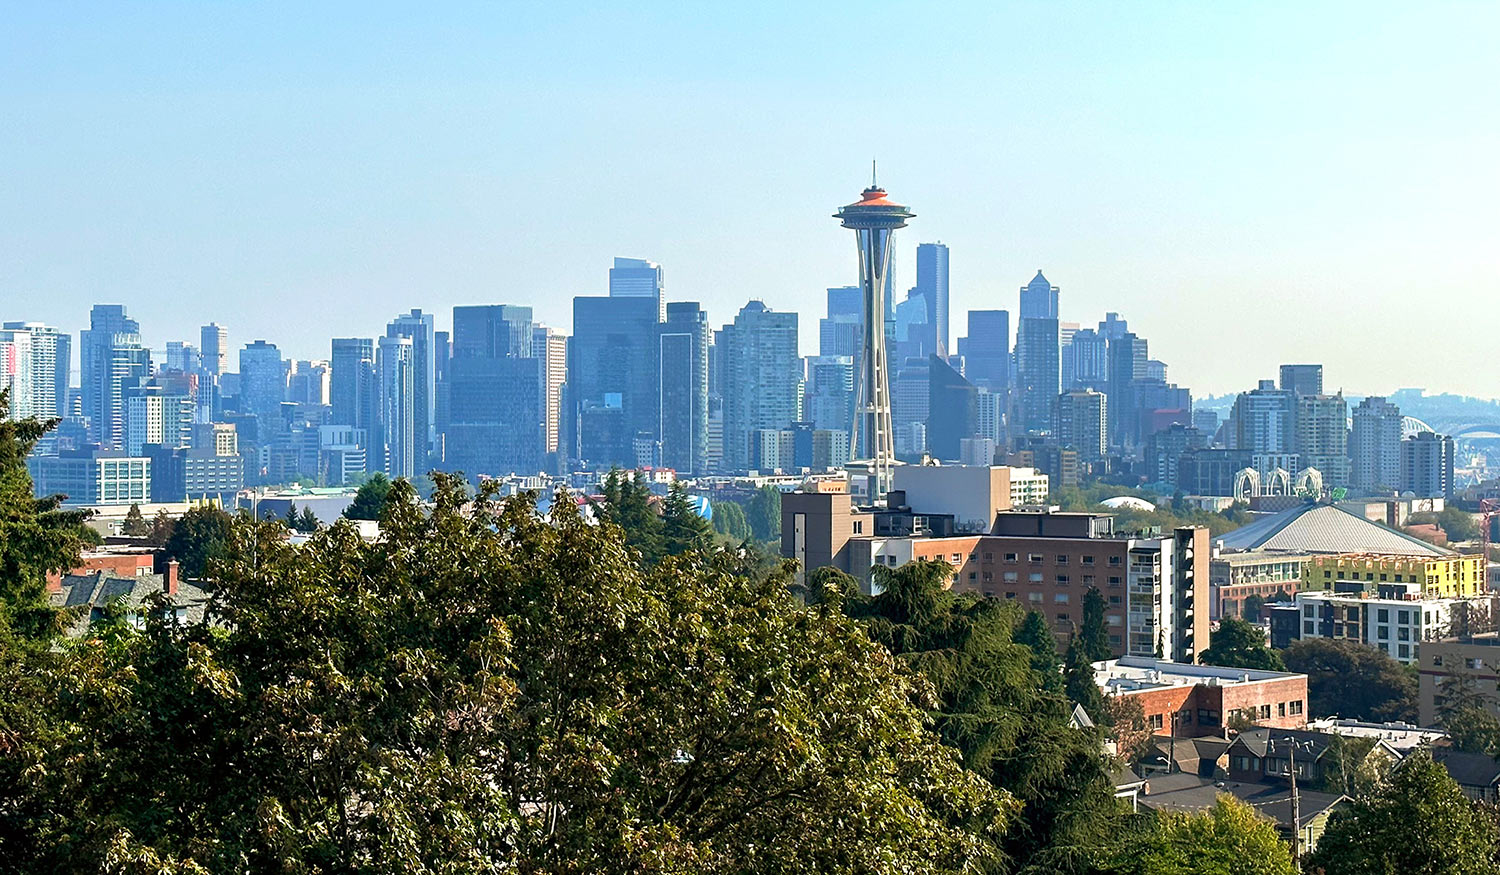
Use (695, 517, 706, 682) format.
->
(164, 560, 179, 596)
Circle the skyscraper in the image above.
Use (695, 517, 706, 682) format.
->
(1401, 432, 1455, 500)
(1106, 332, 1148, 447)
(447, 304, 542, 479)
(914, 242, 950, 356)
(721, 301, 799, 472)
(200, 323, 228, 377)
(1226, 380, 1296, 454)
(1279, 364, 1324, 397)
(958, 310, 1009, 390)
(1058, 389, 1108, 463)
(1014, 317, 1059, 435)
(657, 302, 709, 475)
(376, 335, 416, 479)
(1350, 396, 1403, 493)
(533, 324, 568, 459)
(387, 309, 435, 456)
(571, 292, 661, 469)
(80, 305, 150, 449)
(330, 338, 377, 435)
(835, 178, 912, 495)
(926, 354, 976, 462)
(1, 322, 69, 418)
(1062, 327, 1108, 390)
(239, 341, 287, 443)
(0, 330, 34, 420)
(1295, 393, 1349, 488)
(1019, 270, 1059, 321)
(609, 257, 666, 321)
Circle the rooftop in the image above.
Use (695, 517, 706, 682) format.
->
(1216, 502, 1452, 557)
(1094, 655, 1304, 694)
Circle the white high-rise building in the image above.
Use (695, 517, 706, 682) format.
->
(1351, 396, 1403, 493)
(0, 329, 34, 420)
(377, 335, 415, 479)
(1, 322, 69, 418)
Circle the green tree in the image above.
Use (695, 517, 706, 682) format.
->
(595, 469, 664, 561)
(1199, 617, 1285, 671)
(146, 508, 175, 547)
(1282, 637, 1417, 721)
(1015, 609, 1063, 686)
(282, 500, 299, 529)
(121, 502, 150, 537)
(1241, 593, 1265, 622)
(1080, 586, 1112, 662)
(847, 560, 1125, 873)
(1102, 795, 1296, 875)
(1, 477, 1012, 872)
(661, 481, 713, 557)
(1064, 635, 1108, 725)
(342, 471, 393, 521)
(162, 505, 234, 579)
(710, 499, 751, 541)
(1307, 751, 1500, 875)
(296, 506, 320, 534)
(745, 485, 782, 541)
(1444, 704, 1500, 758)
(0, 389, 96, 641)
(1411, 507, 1482, 543)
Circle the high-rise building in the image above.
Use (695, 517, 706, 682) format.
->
(914, 242, 950, 355)
(657, 303, 709, 475)
(124, 387, 194, 455)
(1062, 327, 1108, 391)
(330, 338, 377, 438)
(958, 310, 1009, 390)
(805, 355, 855, 439)
(835, 179, 912, 496)
(926, 355, 976, 462)
(387, 310, 435, 454)
(2, 322, 69, 418)
(533, 324, 567, 459)
(1014, 317, 1059, 435)
(0, 330, 34, 420)
(376, 335, 416, 479)
(286, 360, 331, 406)
(609, 257, 666, 321)
(1106, 332, 1147, 447)
(239, 341, 286, 443)
(721, 301, 800, 472)
(165, 341, 200, 374)
(446, 304, 542, 479)
(571, 290, 661, 469)
(1350, 396, 1403, 493)
(1098, 312, 1129, 341)
(1058, 389, 1108, 463)
(1279, 364, 1324, 397)
(1401, 432, 1455, 500)
(80, 305, 151, 449)
(200, 323, 228, 377)
(1226, 380, 1297, 454)
(1019, 270, 1059, 321)
(1295, 393, 1349, 488)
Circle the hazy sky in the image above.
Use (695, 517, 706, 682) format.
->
(3, 2, 1496, 396)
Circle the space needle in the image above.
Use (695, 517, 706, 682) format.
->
(834, 166, 913, 504)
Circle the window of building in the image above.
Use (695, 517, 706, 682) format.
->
(1399, 644, 1411, 659)
(1468, 658, 1483, 670)
(1004, 592, 1017, 600)
(1178, 709, 1193, 726)
(1148, 714, 1164, 730)
(1028, 592, 1043, 603)
(1303, 606, 1316, 617)
(1029, 572, 1044, 582)
(1056, 613, 1070, 623)
(1399, 627, 1410, 641)
(1056, 574, 1070, 585)
(983, 590, 996, 598)
(1108, 634, 1122, 646)
(1108, 595, 1122, 605)
(1289, 700, 1303, 715)
(1083, 575, 1095, 585)
(983, 553, 993, 563)
(1029, 553, 1043, 563)
(1083, 555, 1095, 565)
(968, 554, 977, 563)
(1055, 593, 1070, 604)
(1377, 626, 1389, 639)
(1109, 556, 1122, 566)
(950, 553, 962, 563)
(1108, 576, 1122, 586)
(1005, 553, 1018, 563)
(1433, 655, 1444, 666)
(968, 572, 977, 581)
(1259, 704, 1271, 719)
(852, 520, 863, 534)
(982, 571, 994, 582)
(1399, 610, 1410, 624)
(1303, 621, 1315, 634)
(1004, 571, 1019, 582)
(1377, 608, 1389, 623)
(1197, 708, 1220, 726)
(1278, 702, 1286, 717)
(1107, 615, 1123, 626)
(1056, 555, 1069, 565)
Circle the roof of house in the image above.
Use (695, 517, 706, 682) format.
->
(1140, 774, 1347, 826)
(1216, 503, 1450, 556)
(1434, 750, 1500, 788)
(50, 571, 210, 637)
(1141, 735, 1235, 776)
(1228, 727, 1339, 761)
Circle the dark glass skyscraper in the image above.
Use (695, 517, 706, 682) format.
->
(958, 310, 1009, 390)
(914, 242, 950, 356)
(445, 304, 542, 479)
(657, 302, 709, 475)
(330, 338, 377, 435)
(1019, 270, 1059, 321)
(80, 304, 150, 449)
(570, 294, 661, 468)
(1014, 317, 1059, 435)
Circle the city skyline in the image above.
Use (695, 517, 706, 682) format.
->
(3, 4, 1496, 397)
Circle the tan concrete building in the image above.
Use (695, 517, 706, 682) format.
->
(1419, 634, 1500, 725)
(891, 464, 1013, 533)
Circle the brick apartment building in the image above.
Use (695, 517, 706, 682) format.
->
(783, 486, 1210, 662)
(1096, 656, 1309, 738)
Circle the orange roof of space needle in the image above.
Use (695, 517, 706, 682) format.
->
(844, 186, 905, 209)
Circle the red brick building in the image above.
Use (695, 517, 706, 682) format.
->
(1096, 655, 1309, 737)
(46, 546, 159, 592)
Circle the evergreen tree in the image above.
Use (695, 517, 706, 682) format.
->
(661, 481, 713, 557)
(1079, 587, 1112, 662)
(0, 389, 96, 641)
(1015, 610, 1063, 688)
(296, 506, 321, 534)
(745, 485, 782, 541)
(711, 499, 751, 541)
(121, 503, 150, 537)
(283, 501, 299, 529)
(146, 508, 175, 547)
(1064, 635, 1107, 725)
(343, 472, 393, 521)
(162, 505, 234, 579)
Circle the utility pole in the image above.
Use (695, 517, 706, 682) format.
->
(1285, 735, 1302, 873)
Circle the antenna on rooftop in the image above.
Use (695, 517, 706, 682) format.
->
(871, 158, 877, 188)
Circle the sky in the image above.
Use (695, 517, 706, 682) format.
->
(2, 2, 1497, 397)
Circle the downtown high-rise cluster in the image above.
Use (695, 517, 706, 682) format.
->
(1, 186, 1459, 508)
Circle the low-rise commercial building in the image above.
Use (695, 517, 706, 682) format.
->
(1095, 656, 1308, 737)
(1211, 550, 1310, 619)
(1268, 584, 1486, 664)
(28, 449, 150, 506)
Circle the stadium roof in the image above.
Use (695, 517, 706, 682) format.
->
(1215, 502, 1451, 556)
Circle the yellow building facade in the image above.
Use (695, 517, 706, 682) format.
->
(1303, 552, 1485, 598)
